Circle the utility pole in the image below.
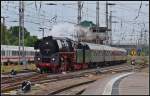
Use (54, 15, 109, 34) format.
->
(139, 27, 143, 55)
(77, 1, 82, 24)
(1, 16, 7, 66)
(109, 11, 112, 45)
(1, 17, 6, 45)
(77, 1, 82, 42)
(96, 1, 99, 27)
(19, 1, 26, 69)
(144, 30, 147, 46)
(96, 1, 100, 44)
(18, 1, 21, 65)
(105, 1, 108, 28)
(105, 1, 108, 45)
(105, 2, 115, 45)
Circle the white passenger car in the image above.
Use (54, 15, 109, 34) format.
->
(1, 45, 36, 64)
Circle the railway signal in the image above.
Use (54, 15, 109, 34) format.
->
(130, 48, 137, 56)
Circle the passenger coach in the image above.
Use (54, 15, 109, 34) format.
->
(1, 45, 36, 65)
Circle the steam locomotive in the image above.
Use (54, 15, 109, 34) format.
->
(34, 36, 127, 73)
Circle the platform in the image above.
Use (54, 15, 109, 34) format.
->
(82, 69, 149, 95)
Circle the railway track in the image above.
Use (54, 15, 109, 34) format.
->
(1, 72, 38, 84)
(1, 63, 147, 94)
(1, 74, 48, 92)
(1, 69, 36, 75)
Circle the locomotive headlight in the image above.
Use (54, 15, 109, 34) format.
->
(51, 58, 55, 61)
(38, 58, 40, 60)
(60, 57, 64, 62)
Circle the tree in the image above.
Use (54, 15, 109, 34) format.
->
(9, 26, 30, 38)
(1, 23, 8, 45)
(24, 36, 38, 47)
(1, 25, 38, 47)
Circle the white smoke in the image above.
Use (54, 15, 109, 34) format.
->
(48, 23, 76, 40)
(48, 22, 93, 41)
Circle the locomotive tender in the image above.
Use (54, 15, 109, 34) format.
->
(34, 36, 127, 73)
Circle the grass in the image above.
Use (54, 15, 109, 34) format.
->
(1, 63, 36, 73)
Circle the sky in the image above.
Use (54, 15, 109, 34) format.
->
(1, 1, 149, 45)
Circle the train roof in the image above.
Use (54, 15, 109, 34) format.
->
(1, 45, 35, 51)
(42, 36, 71, 41)
(86, 43, 105, 50)
(80, 42, 126, 52)
(118, 48, 127, 52)
(111, 47, 127, 52)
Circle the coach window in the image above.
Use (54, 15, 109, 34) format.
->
(30, 51, 32, 55)
(31, 52, 33, 55)
(7, 50, 9, 56)
(9, 50, 11, 56)
(10, 50, 12, 56)
(100, 50, 102, 56)
(96, 51, 98, 56)
(4, 50, 5, 56)
(6, 50, 7, 56)
(24, 51, 26, 56)
(26, 51, 28, 56)
(8, 50, 9, 56)
(15, 51, 16, 56)
(27, 51, 29, 56)
(108, 51, 110, 56)
(27, 51, 29, 55)
(15, 51, 18, 56)
(1, 50, 3, 56)
(12, 51, 14, 56)
(25, 51, 27, 56)
(28, 51, 30, 56)
(14, 51, 16, 56)
(16, 51, 18, 56)
(2, 50, 4, 56)
(13, 51, 15, 56)
(99, 51, 101, 56)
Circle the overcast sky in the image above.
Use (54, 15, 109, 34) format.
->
(1, 1, 149, 44)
